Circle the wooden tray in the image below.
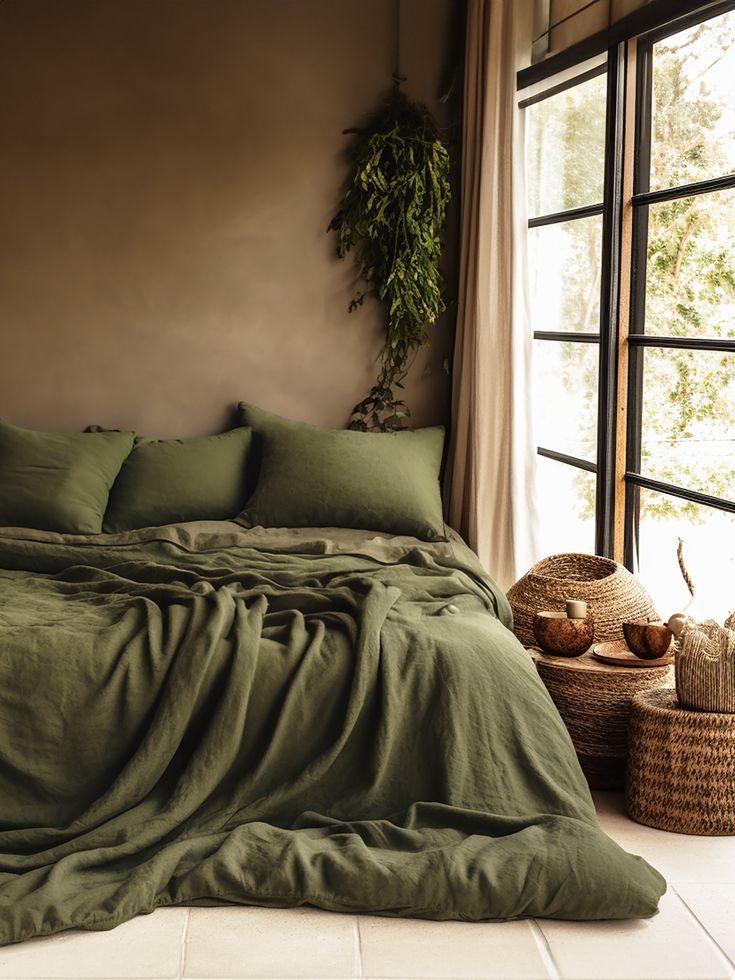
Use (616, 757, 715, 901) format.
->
(592, 640, 675, 668)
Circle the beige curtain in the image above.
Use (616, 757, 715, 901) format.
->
(444, 0, 536, 589)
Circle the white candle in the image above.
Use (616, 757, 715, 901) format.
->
(566, 599, 588, 620)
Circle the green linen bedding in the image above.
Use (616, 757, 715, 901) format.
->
(237, 403, 446, 540)
(0, 524, 665, 945)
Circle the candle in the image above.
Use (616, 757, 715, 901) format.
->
(566, 599, 588, 620)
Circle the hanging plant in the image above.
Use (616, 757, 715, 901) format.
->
(329, 85, 451, 431)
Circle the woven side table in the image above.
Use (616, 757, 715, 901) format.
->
(626, 688, 735, 835)
(532, 650, 674, 790)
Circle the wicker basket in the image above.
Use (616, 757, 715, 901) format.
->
(534, 651, 673, 790)
(626, 688, 735, 835)
(676, 614, 735, 714)
(507, 553, 659, 648)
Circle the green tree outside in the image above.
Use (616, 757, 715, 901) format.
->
(527, 14, 735, 527)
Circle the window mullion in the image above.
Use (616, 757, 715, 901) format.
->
(632, 171, 735, 207)
(610, 38, 638, 565)
(624, 473, 735, 516)
(624, 34, 652, 571)
(537, 447, 598, 474)
(527, 202, 605, 227)
(533, 331, 600, 342)
(628, 335, 735, 353)
(594, 43, 626, 559)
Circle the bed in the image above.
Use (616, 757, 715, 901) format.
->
(0, 519, 665, 945)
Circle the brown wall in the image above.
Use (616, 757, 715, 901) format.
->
(0, 0, 459, 437)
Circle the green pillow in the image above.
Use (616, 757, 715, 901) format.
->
(102, 427, 253, 532)
(0, 420, 134, 534)
(237, 403, 446, 540)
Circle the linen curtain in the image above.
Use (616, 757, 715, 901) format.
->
(444, 0, 537, 589)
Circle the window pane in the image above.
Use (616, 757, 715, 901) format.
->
(638, 347, 735, 501)
(649, 8, 735, 192)
(634, 487, 735, 623)
(533, 340, 598, 462)
(525, 70, 607, 216)
(529, 215, 603, 333)
(643, 189, 735, 338)
(535, 456, 596, 558)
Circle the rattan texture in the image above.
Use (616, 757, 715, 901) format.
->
(626, 688, 735, 835)
(675, 613, 735, 714)
(508, 553, 659, 647)
(535, 652, 673, 790)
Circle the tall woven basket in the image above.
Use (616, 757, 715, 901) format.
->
(507, 553, 659, 647)
(676, 613, 735, 714)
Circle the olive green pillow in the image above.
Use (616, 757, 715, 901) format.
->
(0, 419, 134, 533)
(237, 403, 446, 540)
(102, 427, 253, 532)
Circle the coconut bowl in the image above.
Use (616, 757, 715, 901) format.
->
(622, 621, 673, 660)
(533, 611, 595, 657)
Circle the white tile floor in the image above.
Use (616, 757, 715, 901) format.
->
(1, 792, 734, 980)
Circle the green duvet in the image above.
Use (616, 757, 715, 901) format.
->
(0, 525, 665, 944)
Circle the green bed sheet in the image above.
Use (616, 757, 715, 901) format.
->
(0, 525, 665, 944)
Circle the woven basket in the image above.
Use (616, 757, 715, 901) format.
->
(626, 688, 735, 835)
(676, 614, 735, 714)
(534, 652, 673, 789)
(507, 553, 659, 647)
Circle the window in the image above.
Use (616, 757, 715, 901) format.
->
(523, 65, 608, 559)
(520, 3, 735, 621)
(627, 5, 735, 620)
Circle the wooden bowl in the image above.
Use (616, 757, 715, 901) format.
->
(533, 611, 595, 657)
(622, 622, 673, 660)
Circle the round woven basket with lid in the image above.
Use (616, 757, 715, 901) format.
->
(507, 553, 659, 647)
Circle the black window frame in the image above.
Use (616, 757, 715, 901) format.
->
(522, 58, 611, 555)
(519, 0, 735, 569)
(625, 1, 735, 566)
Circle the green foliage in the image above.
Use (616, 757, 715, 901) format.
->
(632, 21, 735, 520)
(329, 89, 451, 430)
(531, 19, 735, 525)
(348, 383, 410, 433)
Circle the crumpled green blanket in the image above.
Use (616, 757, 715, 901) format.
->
(0, 528, 665, 944)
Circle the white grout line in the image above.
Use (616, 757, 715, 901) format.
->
(671, 886, 735, 980)
(178, 906, 192, 979)
(529, 918, 561, 980)
(354, 915, 364, 977)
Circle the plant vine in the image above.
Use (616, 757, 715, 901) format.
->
(329, 87, 451, 430)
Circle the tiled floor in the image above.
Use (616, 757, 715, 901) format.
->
(1, 792, 734, 980)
